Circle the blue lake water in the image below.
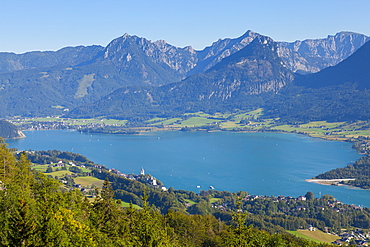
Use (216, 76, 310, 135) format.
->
(7, 130, 370, 207)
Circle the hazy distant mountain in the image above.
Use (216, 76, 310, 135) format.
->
(187, 30, 262, 75)
(0, 45, 104, 73)
(277, 31, 370, 74)
(100, 33, 198, 79)
(191, 31, 369, 75)
(295, 37, 370, 89)
(266, 39, 370, 122)
(0, 120, 24, 139)
(190, 30, 369, 75)
(67, 36, 294, 119)
(0, 34, 196, 117)
(0, 30, 368, 118)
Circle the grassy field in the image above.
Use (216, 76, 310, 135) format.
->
(74, 176, 104, 188)
(232, 108, 263, 119)
(209, 113, 232, 119)
(299, 121, 345, 128)
(32, 163, 90, 175)
(48, 170, 73, 177)
(220, 121, 243, 130)
(271, 125, 301, 132)
(11, 109, 370, 141)
(31, 164, 49, 172)
(177, 117, 222, 127)
(209, 198, 222, 203)
(150, 118, 182, 125)
(287, 230, 338, 244)
(120, 201, 142, 209)
(184, 112, 210, 117)
(184, 199, 196, 205)
(85, 198, 142, 210)
(346, 129, 370, 137)
(147, 111, 370, 141)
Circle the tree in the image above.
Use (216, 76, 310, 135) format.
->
(305, 191, 314, 200)
(0, 139, 17, 183)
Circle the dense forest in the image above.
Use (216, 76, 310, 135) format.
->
(1, 141, 339, 246)
(0, 120, 24, 139)
(314, 156, 370, 189)
(2, 148, 369, 246)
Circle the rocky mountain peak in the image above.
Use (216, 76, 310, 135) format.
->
(1, 30, 369, 118)
(188, 30, 265, 75)
(153, 39, 167, 47)
(100, 33, 198, 79)
(277, 31, 369, 74)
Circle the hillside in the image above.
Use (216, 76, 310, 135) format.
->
(67, 36, 370, 122)
(266, 40, 370, 122)
(0, 31, 368, 118)
(0, 142, 338, 246)
(67, 36, 293, 119)
(0, 120, 25, 139)
(0, 45, 104, 73)
(278, 31, 369, 74)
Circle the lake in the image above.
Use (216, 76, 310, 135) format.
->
(7, 130, 370, 207)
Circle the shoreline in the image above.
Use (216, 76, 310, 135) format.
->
(17, 125, 370, 191)
(305, 178, 356, 186)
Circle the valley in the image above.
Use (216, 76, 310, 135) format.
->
(5, 145, 369, 245)
(9, 108, 370, 142)
(2, 28, 370, 246)
(9, 107, 370, 194)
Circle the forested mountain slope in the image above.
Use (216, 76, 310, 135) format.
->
(0, 120, 24, 139)
(0, 31, 367, 118)
(67, 36, 293, 119)
(0, 142, 335, 246)
(266, 40, 370, 122)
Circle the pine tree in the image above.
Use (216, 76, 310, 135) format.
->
(0, 139, 16, 183)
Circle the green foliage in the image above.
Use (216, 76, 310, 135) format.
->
(305, 191, 314, 200)
(314, 156, 370, 189)
(265, 83, 370, 122)
(66, 37, 291, 120)
(0, 143, 335, 246)
(0, 120, 23, 139)
(22, 150, 94, 167)
(91, 169, 186, 214)
(69, 166, 82, 173)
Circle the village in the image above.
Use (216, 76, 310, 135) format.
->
(211, 194, 369, 246)
(27, 150, 370, 246)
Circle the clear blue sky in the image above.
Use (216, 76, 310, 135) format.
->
(1, 0, 369, 53)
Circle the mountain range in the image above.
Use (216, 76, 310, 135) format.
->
(267, 37, 370, 122)
(0, 30, 369, 120)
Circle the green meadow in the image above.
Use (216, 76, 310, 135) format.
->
(12, 117, 127, 126)
(11, 108, 370, 141)
(150, 118, 182, 125)
(120, 201, 142, 209)
(48, 170, 73, 177)
(184, 199, 196, 205)
(287, 230, 338, 244)
(74, 176, 105, 188)
(178, 117, 222, 127)
(209, 198, 222, 203)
